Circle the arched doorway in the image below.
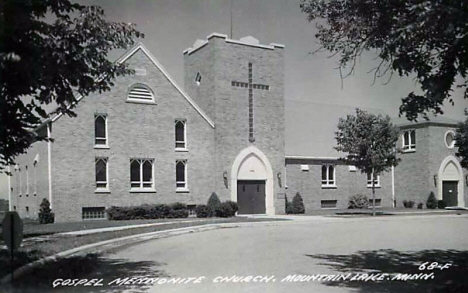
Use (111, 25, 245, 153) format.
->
(437, 156, 465, 207)
(230, 146, 275, 215)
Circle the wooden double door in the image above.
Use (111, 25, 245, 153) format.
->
(237, 180, 266, 214)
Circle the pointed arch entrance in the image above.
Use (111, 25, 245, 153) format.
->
(437, 155, 465, 207)
(231, 146, 275, 215)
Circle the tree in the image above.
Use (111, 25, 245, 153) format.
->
(292, 192, 305, 214)
(0, 0, 144, 172)
(300, 0, 468, 121)
(455, 114, 468, 169)
(335, 109, 400, 216)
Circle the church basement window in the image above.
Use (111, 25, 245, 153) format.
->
(402, 129, 416, 151)
(321, 165, 336, 188)
(130, 159, 154, 191)
(176, 160, 188, 191)
(82, 207, 106, 220)
(94, 114, 108, 147)
(95, 158, 109, 191)
(367, 173, 380, 188)
(175, 120, 187, 150)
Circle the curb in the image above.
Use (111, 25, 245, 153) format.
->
(0, 220, 280, 285)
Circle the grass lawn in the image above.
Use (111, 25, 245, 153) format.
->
(0, 216, 284, 279)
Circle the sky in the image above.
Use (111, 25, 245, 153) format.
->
(78, 0, 466, 156)
(1, 0, 467, 200)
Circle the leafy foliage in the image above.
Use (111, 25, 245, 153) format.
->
(348, 194, 369, 209)
(0, 0, 143, 171)
(300, 0, 468, 121)
(214, 202, 235, 218)
(437, 200, 447, 209)
(39, 198, 54, 224)
(195, 205, 211, 218)
(426, 191, 437, 209)
(335, 109, 399, 215)
(292, 192, 305, 214)
(107, 204, 188, 220)
(207, 192, 221, 216)
(455, 115, 468, 169)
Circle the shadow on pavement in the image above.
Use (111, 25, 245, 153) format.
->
(6, 253, 168, 293)
(307, 249, 468, 293)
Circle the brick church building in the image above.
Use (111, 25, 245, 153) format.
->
(6, 33, 468, 222)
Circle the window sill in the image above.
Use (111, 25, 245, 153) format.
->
(175, 148, 188, 152)
(321, 185, 337, 189)
(402, 149, 416, 153)
(367, 186, 381, 189)
(176, 188, 190, 193)
(94, 145, 110, 149)
(130, 188, 156, 193)
(321, 207, 338, 210)
(126, 99, 157, 105)
(95, 189, 111, 194)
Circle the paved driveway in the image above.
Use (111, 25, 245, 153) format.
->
(15, 214, 468, 293)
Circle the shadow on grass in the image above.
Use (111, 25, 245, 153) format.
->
(306, 249, 468, 293)
(6, 253, 168, 293)
(0, 249, 44, 277)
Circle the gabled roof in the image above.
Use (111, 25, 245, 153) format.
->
(50, 42, 214, 128)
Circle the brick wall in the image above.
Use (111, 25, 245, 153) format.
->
(285, 159, 393, 212)
(47, 48, 215, 222)
(9, 135, 49, 220)
(184, 35, 285, 212)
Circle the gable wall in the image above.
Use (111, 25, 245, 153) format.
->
(50, 49, 215, 222)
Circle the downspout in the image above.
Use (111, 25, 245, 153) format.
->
(47, 123, 53, 209)
(391, 165, 395, 208)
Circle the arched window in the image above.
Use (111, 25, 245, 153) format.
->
(130, 159, 154, 190)
(176, 160, 187, 190)
(175, 120, 186, 149)
(321, 165, 335, 187)
(94, 115, 107, 146)
(402, 129, 416, 151)
(127, 83, 155, 103)
(95, 158, 108, 190)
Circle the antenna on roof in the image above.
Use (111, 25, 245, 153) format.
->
(230, 0, 233, 39)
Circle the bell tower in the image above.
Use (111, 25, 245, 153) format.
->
(184, 33, 285, 215)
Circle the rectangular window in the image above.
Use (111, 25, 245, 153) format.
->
(82, 207, 106, 220)
(367, 173, 380, 187)
(95, 158, 108, 190)
(175, 120, 186, 149)
(130, 159, 154, 190)
(176, 160, 188, 191)
(402, 129, 416, 151)
(321, 165, 336, 187)
(94, 114, 108, 146)
(321, 200, 337, 209)
(369, 199, 382, 207)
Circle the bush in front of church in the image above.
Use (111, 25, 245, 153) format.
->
(348, 194, 369, 209)
(214, 202, 235, 217)
(207, 192, 221, 207)
(426, 192, 437, 209)
(195, 205, 211, 218)
(107, 203, 189, 220)
(437, 200, 447, 209)
(292, 192, 305, 214)
(225, 201, 239, 214)
(39, 198, 54, 224)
